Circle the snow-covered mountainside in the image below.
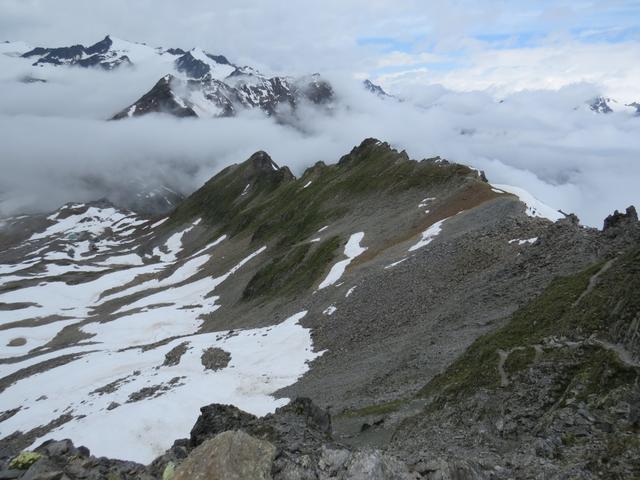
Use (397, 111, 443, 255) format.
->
(112, 71, 333, 119)
(20, 35, 174, 70)
(5, 35, 335, 119)
(363, 79, 393, 99)
(0, 202, 320, 461)
(587, 95, 640, 115)
(1, 139, 639, 478)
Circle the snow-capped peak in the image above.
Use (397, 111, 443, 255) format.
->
(174, 47, 236, 80)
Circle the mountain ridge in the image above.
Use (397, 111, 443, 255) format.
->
(0, 139, 638, 478)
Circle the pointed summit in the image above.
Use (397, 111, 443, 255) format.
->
(240, 151, 295, 184)
(363, 79, 392, 98)
(85, 35, 112, 55)
(589, 96, 614, 114)
(111, 74, 197, 119)
(247, 151, 280, 173)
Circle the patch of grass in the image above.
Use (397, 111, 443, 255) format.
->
(419, 247, 640, 403)
(170, 139, 481, 251)
(9, 451, 42, 470)
(561, 432, 577, 447)
(503, 347, 536, 375)
(568, 347, 638, 403)
(242, 236, 341, 300)
(339, 399, 408, 418)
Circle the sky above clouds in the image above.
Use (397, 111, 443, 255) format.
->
(0, 0, 639, 226)
(2, 0, 640, 97)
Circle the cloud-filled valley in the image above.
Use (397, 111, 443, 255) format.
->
(1, 46, 638, 227)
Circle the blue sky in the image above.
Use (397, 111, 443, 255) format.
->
(357, 1, 640, 74)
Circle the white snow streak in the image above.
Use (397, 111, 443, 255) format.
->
(492, 184, 564, 221)
(318, 232, 366, 289)
(408, 218, 447, 251)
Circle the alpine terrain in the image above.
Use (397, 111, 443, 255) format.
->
(1, 138, 638, 479)
(4, 35, 335, 121)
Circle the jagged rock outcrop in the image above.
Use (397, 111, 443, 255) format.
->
(363, 79, 393, 99)
(0, 399, 415, 479)
(22, 35, 133, 70)
(589, 96, 614, 114)
(626, 102, 640, 115)
(174, 50, 232, 80)
(603, 205, 638, 235)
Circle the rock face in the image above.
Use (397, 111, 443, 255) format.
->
(589, 96, 614, 114)
(112, 72, 334, 120)
(22, 35, 133, 70)
(174, 51, 231, 80)
(391, 244, 640, 479)
(363, 79, 393, 99)
(111, 75, 198, 119)
(626, 101, 640, 115)
(174, 431, 276, 480)
(603, 205, 638, 234)
(0, 399, 416, 479)
(1, 439, 152, 480)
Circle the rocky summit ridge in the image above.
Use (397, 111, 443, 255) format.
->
(0, 139, 639, 479)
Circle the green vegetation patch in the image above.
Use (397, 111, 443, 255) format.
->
(503, 347, 536, 375)
(420, 247, 640, 403)
(243, 236, 341, 300)
(339, 399, 408, 418)
(9, 451, 42, 470)
(565, 347, 638, 404)
(170, 139, 479, 250)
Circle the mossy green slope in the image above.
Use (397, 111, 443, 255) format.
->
(171, 138, 480, 247)
(387, 247, 640, 478)
(170, 138, 487, 300)
(420, 247, 640, 401)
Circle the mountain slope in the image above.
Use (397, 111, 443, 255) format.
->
(0, 139, 638, 477)
(392, 243, 640, 479)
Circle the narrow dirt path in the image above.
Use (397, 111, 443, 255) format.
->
(573, 258, 614, 307)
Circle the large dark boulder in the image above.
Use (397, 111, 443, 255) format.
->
(190, 404, 257, 447)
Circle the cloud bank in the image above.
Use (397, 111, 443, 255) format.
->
(0, 60, 638, 227)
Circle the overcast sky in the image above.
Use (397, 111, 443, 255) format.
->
(2, 0, 640, 99)
(0, 1, 639, 227)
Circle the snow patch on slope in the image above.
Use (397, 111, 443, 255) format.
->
(492, 184, 564, 221)
(1, 311, 320, 463)
(318, 232, 367, 289)
(409, 218, 447, 251)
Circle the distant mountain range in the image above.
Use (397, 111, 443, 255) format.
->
(3, 35, 637, 121)
(589, 95, 640, 115)
(5, 35, 392, 121)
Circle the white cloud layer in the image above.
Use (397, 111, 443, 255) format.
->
(1, 60, 638, 227)
(378, 40, 640, 103)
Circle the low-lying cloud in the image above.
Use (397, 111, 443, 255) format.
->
(0, 59, 638, 227)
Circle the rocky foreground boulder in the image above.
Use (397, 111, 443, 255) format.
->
(0, 398, 423, 480)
